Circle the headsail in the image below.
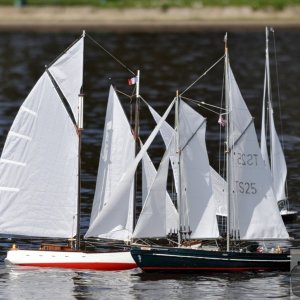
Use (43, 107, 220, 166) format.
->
(226, 56, 289, 240)
(85, 86, 135, 240)
(178, 100, 219, 239)
(85, 97, 176, 241)
(133, 138, 178, 238)
(149, 102, 220, 238)
(0, 37, 84, 238)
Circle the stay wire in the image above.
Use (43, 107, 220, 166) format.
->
(85, 32, 136, 76)
(179, 54, 225, 96)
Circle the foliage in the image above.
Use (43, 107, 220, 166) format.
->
(3, 0, 300, 9)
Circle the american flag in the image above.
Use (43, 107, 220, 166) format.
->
(218, 115, 225, 127)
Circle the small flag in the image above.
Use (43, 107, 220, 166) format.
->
(218, 115, 225, 127)
(128, 76, 138, 86)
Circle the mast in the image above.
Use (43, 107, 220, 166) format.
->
(133, 70, 140, 229)
(224, 34, 231, 252)
(265, 27, 272, 171)
(175, 90, 182, 246)
(76, 31, 85, 251)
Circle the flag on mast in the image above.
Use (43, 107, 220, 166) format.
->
(218, 115, 225, 127)
(128, 76, 138, 86)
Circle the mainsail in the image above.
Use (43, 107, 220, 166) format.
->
(0, 37, 84, 238)
(226, 55, 289, 240)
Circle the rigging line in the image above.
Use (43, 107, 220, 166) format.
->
(271, 29, 285, 149)
(179, 54, 225, 96)
(181, 119, 206, 152)
(115, 89, 134, 100)
(231, 118, 254, 149)
(85, 33, 135, 76)
(47, 33, 83, 69)
(271, 28, 288, 201)
(219, 70, 225, 175)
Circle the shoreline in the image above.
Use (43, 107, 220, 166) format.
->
(0, 6, 300, 32)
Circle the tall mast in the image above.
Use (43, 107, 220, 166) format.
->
(133, 70, 140, 229)
(265, 27, 273, 173)
(175, 90, 182, 246)
(76, 30, 85, 251)
(224, 34, 231, 252)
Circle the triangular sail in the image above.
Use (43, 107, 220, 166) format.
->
(85, 97, 176, 241)
(0, 37, 84, 238)
(178, 100, 219, 239)
(148, 101, 219, 238)
(226, 58, 289, 240)
(133, 139, 178, 238)
(85, 86, 135, 240)
(260, 28, 287, 202)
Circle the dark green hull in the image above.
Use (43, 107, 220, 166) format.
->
(131, 245, 290, 273)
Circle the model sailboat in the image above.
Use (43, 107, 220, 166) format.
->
(260, 27, 297, 222)
(1, 32, 175, 270)
(131, 36, 290, 272)
(0, 32, 139, 270)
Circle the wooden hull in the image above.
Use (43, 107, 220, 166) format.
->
(5, 249, 137, 271)
(131, 245, 290, 273)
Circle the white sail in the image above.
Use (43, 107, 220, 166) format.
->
(260, 28, 287, 202)
(85, 97, 176, 240)
(0, 35, 84, 238)
(226, 58, 289, 240)
(49, 37, 84, 124)
(178, 101, 219, 239)
(133, 138, 178, 238)
(85, 86, 135, 240)
(269, 108, 287, 201)
(211, 167, 227, 216)
(149, 102, 224, 232)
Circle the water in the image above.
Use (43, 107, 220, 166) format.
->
(0, 30, 299, 299)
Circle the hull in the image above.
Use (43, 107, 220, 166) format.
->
(5, 249, 137, 271)
(281, 209, 298, 223)
(131, 245, 290, 273)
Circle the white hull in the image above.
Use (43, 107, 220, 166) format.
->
(5, 249, 137, 271)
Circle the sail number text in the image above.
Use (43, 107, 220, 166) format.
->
(235, 152, 258, 166)
(235, 181, 257, 194)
